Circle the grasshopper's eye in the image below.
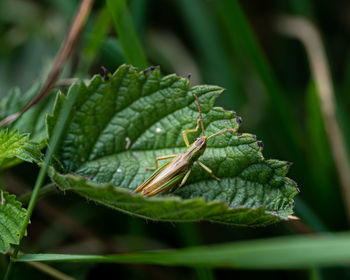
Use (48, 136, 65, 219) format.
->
(194, 137, 205, 147)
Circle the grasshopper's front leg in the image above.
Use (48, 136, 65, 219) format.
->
(182, 118, 201, 147)
(145, 155, 177, 170)
(197, 160, 221, 182)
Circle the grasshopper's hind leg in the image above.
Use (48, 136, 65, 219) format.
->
(182, 119, 201, 147)
(197, 160, 221, 182)
(145, 155, 177, 170)
(173, 169, 192, 194)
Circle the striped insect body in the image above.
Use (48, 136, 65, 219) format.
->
(134, 94, 236, 197)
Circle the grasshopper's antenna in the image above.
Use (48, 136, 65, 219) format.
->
(194, 94, 205, 136)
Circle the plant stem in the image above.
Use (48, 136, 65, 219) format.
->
(276, 15, 350, 224)
(19, 162, 56, 239)
(3, 85, 80, 280)
(3, 260, 14, 280)
(27, 261, 75, 280)
(0, 0, 94, 127)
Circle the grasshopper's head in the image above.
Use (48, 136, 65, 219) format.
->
(191, 136, 207, 159)
(194, 136, 207, 149)
(187, 136, 207, 165)
(192, 94, 237, 157)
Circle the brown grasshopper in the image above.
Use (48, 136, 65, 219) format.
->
(134, 94, 236, 197)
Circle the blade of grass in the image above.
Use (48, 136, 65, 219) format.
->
(100, 38, 125, 67)
(4, 85, 80, 280)
(340, 53, 350, 160)
(177, 224, 215, 280)
(79, 4, 112, 72)
(293, 197, 328, 233)
(309, 268, 322, 280)
(337, 96, 350, 162)
(106, 0, 148, 69)
(216, 0, 302, 150)
(16, 231, 350, 269)
(304, 81, 346, 227)
(19, 88, 80, 239)
(129, 0, 148, 37)
(177, 0, 245, 109)
(276, 15, 350, 223)
(338, 52, 350, 162)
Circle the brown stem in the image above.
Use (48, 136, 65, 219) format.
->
(276, 15, 350, 223)
(0, 0, 95, 127)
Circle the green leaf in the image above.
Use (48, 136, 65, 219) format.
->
(47, 64, 298, 226)
(0, 191, 27, 254)
(15, 231, 350, 269)
(0, 129, 42, 169)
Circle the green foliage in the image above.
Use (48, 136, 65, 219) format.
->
(177, 0, 244, 108)
(217, 0, 302, 150)
(46, 64, 298, 225)
(0, 191, 27, 254)
(16, 231, 350, 269)
(0, 83, 55, 143)
(2, 0, 350, 278)
(0, 129, 42, 169)
(107, 0, 148, 69)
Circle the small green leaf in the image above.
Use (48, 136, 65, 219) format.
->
(47, 64, 298, 226)
(0, 129, 43, 169)
(0, 191, 27, 254)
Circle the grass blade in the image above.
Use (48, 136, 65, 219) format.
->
(177, 223, 215, 280)
(80, 4, 112, 72)
(177, 0, 245, 109)
(106, 0, 148, 69)
(216, 0, 302, 149)
(16, 232, 350, 269)
(129, 0, 148, 37)
(277, 15, 350, 223)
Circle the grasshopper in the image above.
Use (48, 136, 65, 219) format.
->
(134, 94, 236, 197)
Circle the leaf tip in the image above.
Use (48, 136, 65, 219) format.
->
(285, 161, 293, 169)
(100, 66, 111, 81)
(235, 116, 242, 127)
(257, 140, 264, 149)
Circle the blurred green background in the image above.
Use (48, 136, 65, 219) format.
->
(1, 0, 350, 279)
